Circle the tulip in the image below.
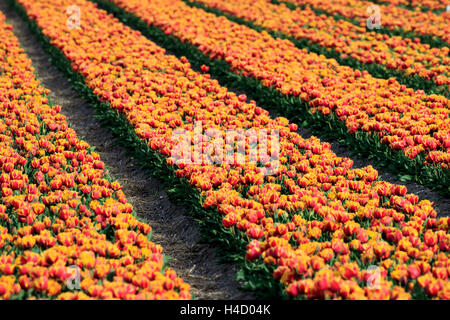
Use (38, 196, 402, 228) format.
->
(238, 94, 247, 102)
(247, 226, 264, 239)
(407, 264, 421, 279)
(424, 231, 438, 247)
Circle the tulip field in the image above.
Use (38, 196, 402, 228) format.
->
(0, 0, 448, 300)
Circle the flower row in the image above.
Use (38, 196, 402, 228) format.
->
(0, 12, 190, 300)
(280, 0, 450, 45)
(16, 0, 449, 299)
(188, 0, 449, 89)
(100, 0, 450, 171)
